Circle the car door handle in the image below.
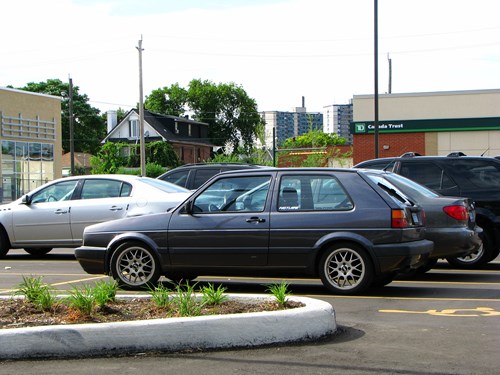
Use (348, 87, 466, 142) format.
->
(54, 209, 68, 215)
(246, 217, 265, 223)
(109, 206, 123, 211)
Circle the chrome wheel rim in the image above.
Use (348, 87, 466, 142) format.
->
(115, 246, 156, 286)
(324, 248, 365, 290)
(455, 244, 484, 264)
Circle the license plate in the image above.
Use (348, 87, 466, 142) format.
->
(411, 212, 419, 224)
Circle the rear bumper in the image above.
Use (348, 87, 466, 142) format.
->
(75, 246, 107, 275)
(373, 239, 434, 274)
(426, 226, 483, 259)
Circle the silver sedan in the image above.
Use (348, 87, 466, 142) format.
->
(0, 174, 191, 257)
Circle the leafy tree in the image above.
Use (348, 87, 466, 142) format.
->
(90, 142, 127, 174)
(144, 84, 188, 116)
(144, 79, 262, 152)
(18, 79, 106, 154)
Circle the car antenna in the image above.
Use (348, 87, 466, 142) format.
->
(481, 148, 489, 157)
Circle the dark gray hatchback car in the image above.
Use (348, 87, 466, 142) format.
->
(75, 168, 433, 294)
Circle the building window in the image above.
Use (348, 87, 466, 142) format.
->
(1, 140, 54, 202)
(129, 119, 138, 138)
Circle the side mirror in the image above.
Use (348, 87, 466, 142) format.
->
(184, 200, 194, 215)
(21, 195, 32, 205)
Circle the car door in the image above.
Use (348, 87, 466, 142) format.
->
(167, 174, 273, 266)
(398, 160, 461, 195)
(11, 179, 79, 246)
(69, 178, 132, 243)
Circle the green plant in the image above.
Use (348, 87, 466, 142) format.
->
(66, 285, 95, 316)
(15, 275, 56, 311)
(92, 280, 118, 308)
(149, 283, 172, 308)
(201, 283, 228, 305)
(172, 282, 204, 317)
(265, 280, 290, 307)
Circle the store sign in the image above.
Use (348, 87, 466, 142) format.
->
(352, 117, 500, 134)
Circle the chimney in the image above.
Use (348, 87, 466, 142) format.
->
(302, 96, 305, 108)
(106, 110, 118, 133)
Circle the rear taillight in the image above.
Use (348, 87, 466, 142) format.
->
(392, 209, 409, 228)
(443, 205, 468, 221)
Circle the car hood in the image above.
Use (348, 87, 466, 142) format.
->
(84, 211, 173, 234)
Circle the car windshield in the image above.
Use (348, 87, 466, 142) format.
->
(141, 177, 190, 193)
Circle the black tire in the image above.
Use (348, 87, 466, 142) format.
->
(0, 229, 9, 258)
(318, 243, 373, 294)
(24, 248, 53, 256)
(110, 241, 161, 289)
(446, 230, 496, 268)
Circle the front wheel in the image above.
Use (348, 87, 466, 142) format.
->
(110, 241, 161, 289)
(319, 243, 373, 294)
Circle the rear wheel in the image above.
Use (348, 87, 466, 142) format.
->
(0, 230, 9, 258)
(110, 241, 161, 289)
(24, 248, 53, 256)
(446, 230, 495, 268)
(319, 243, 373, 294)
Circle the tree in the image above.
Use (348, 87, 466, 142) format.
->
(144, 79, 262, 152)
(18, 79, 106, 154)
(144, 84, 188, 116)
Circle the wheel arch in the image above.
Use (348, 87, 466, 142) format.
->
(104, 232, 162, 274)
(312, 232, 379, 276)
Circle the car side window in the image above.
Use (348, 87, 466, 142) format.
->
(30, 180, 79, 203)
(160, 170, 189, 188)
(193, 176, 271, 213)
(400, 161, 456, 191)
(80, 179, 131, 199)
(192, 169, 220, 189)
(278, 175, 353, 211)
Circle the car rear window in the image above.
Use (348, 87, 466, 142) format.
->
(365, 174, 413, 206)
(449, 159, 500, 188)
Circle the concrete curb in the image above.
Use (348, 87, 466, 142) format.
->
(0, 294, 336, 359)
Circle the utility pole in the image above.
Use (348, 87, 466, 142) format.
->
(387, 53, 392, 94)
(137, 36, 146, 176)
(374, 0, 379, 158)
(69, 77, 75, 175)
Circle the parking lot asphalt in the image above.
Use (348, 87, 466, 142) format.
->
(1, 249, 499, 374)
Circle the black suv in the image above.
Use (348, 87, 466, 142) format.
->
(355, 152, 500, 267)
(157, 163, 265, 190)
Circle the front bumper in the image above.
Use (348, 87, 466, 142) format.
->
(75, 246, 107, 275)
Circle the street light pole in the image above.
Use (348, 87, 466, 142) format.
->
(137, 37, 146, 176)
(69, 77, 75, 175)
(374, 0, 379, 158)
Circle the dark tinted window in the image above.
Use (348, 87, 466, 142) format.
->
(358, 159, 396, 171)
(192, 169, 221, 189)
(449, 159, 500, 188)
(400, 161, 456, 191)
(160, 170, 189, 188)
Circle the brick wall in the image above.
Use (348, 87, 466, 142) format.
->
(353, 133, 426, 164)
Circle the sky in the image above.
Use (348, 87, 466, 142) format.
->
(1, 0, 499, 114)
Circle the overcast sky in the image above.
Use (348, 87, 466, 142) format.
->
(2, 0, 499, 114)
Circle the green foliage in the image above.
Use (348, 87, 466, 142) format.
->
(18, 79, 106, 154)
(145, 162, 167, 178)
(145, 79, 262, 152)
(66, 285, 95, 316)
(171, 283, 204, 317)
(90, 142, 127, 174)
(144, 84, 188, 116)
(201, 283, 228, 305)
(92, 280, 118, 308)
(149, 284, 172, 308)
(126, 141, 180, 170)
(282, 129, 346, 149)
(15, 276, 56, 311)
(265, 281, 290, 307)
